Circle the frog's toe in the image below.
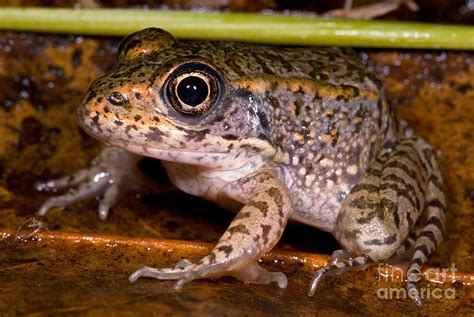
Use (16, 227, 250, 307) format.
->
(330, 249, 355, 265)
(38, 197, 66, 217)
(407, 282, 423, 306)
(307, 267, 326, 296)
(98, 183, 122, 220)
(308, 254, 374, 296)
(129, 265, 192, 283)
(174, 258, 192, 269)
(234, 262, 288, 288)
(35, 167, 97, 192)
(308, 266, 345, 296)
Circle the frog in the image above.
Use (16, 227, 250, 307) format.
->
(36, 28, 446, 305)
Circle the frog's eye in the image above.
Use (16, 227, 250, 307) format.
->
(164, 62, 223, 116)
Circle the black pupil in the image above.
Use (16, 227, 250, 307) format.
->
(176, 76, 209, 107)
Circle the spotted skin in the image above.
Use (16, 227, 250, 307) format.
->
(37, 28, 446, 304)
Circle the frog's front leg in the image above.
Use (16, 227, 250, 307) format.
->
(129, 169, 293, 289)
(309, 137, 446, 305)
(36, 147, 162, 220)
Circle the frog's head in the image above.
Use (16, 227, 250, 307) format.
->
(78, 28, 276, 170)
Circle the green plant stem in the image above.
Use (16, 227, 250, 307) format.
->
(0, 8, 473, 49)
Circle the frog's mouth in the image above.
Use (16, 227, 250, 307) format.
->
(78, 112, 271, 172)
(108, 135, 274, 173)
(79, 119, 225, 163)
(115, 140, 227, 164)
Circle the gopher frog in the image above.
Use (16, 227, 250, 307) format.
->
(37, 28, 446, 304)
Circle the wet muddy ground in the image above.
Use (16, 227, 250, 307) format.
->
(0, 1, 473, 316)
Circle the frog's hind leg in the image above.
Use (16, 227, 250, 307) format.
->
(326, 137, 445, 304)
(386, 142, 446, 305)
(129, 170, 293, 290)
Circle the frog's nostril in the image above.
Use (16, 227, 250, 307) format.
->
(107, 91, 127, 106)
